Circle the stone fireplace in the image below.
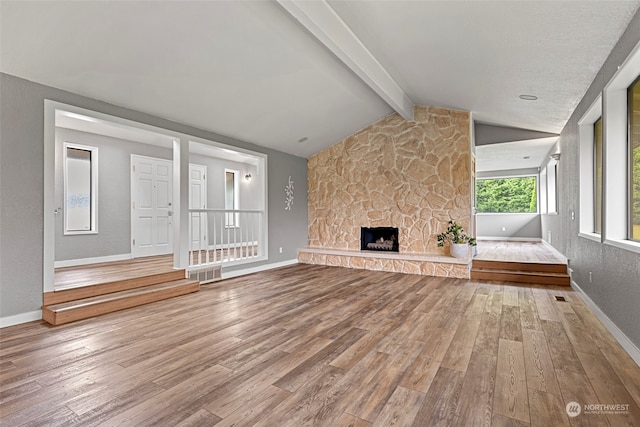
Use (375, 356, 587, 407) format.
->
(361, 227, 399, 252)
(298, 105, 473, 279)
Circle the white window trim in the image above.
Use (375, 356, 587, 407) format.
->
(539, 166, 548, 214)
(578, 95, 602, 238)
(602, 39, 640, 253)
(546, 158, 558, 215)
(63, 142, 98, 235)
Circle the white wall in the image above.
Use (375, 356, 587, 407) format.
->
(477, 213, 541, 239)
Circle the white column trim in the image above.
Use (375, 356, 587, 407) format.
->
(174, 138, 190, 269)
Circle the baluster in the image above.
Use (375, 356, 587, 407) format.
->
(215, 212, 219, 263)
(204, 211, 210, 264)
(226, 211, 230, 263)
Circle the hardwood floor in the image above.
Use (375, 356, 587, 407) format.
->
(3, 264, 640, 426)
(474, 240, 567, 264)
(54, 255, 175, 290)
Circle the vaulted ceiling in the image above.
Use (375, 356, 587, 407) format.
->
(1, 1, 638, 159)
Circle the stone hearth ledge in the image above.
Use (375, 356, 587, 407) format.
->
(297, 247, 471, 279)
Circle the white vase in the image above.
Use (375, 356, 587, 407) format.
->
(450, 243, 469, 258)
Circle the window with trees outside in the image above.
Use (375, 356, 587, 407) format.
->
(476, 176, 537, 213)
(630, 77, 640, 241)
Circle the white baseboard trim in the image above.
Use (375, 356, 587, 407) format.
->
(540, 239, 569, 263)
(476, 237, 542, 242)
(55, 253, 132, 268)
(540, 239, 554, 249)
(1, 310, 42, 328)
(572, 280, 640, 367)
(220, 259, 298, 280)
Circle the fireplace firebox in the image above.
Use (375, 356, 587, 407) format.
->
(361, 227, 399, 252)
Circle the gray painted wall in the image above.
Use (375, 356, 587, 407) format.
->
(0, 72, 308, 320)
(53, 129, 262, 261)
(474, 123, 558, 146)
(477, 214, 541, 239)
(189, 155, 260, 211)
(55, 127, 172, 261)
(542, 9, 640, 348)
(265, 152, 308, 261)
(188, 153, 260, 246)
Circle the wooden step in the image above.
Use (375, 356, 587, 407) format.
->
(42, 279, 200, 325)
(470, 268, 570, 286)
(45, 270, 186, 305)
(471, 259, 567, 274)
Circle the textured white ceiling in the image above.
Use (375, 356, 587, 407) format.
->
(476, 138, 558, 173)
(1, 0, 638, 162)
(329, 0, 639, 133)
(0, 1, 392, 158)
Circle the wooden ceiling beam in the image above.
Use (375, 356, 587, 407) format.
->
(276, 0, 414, 121)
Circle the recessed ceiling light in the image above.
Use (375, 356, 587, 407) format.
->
(298, 137, 308, 143)
(519, 94, 538, 101)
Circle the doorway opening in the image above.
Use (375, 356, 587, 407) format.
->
(44, 101, 267, 293)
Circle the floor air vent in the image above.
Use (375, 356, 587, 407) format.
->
(189, 266, 221, 284)
(554, 296, 566, 302)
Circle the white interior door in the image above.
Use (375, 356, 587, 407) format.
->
(131, 155, 173, 257)
(189, 164, 207, 250)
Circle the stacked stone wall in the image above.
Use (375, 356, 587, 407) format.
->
(307, 105, 472, 257)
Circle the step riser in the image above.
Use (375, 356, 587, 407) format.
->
(43, 282, 199, 325)
(472, 260, 567, 274)
(44, 270, 186, 305)
(470, 271, 570, 286)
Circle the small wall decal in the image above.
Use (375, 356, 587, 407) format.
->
(285, 175, 294, 211)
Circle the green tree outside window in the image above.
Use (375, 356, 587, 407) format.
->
(476, 177, 537, 213)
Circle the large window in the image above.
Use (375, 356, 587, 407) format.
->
(630, 77, 640, 241)
(64, 143, 98, 234)
(594, 117, 603, 234)
(476, 176, 537, 213)
(598, 39, 640, 253)
(578, 96, 601, 239)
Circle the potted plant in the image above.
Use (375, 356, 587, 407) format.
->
(436, 220, 476, 258)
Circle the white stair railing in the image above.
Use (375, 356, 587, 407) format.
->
(188, 209, 264, 268)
